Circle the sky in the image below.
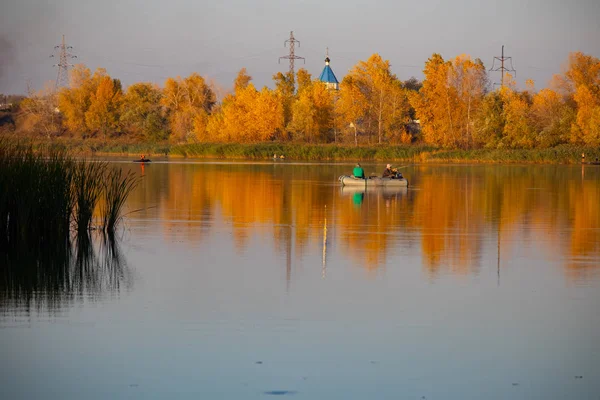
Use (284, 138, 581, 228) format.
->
(1, 0, 599, 95)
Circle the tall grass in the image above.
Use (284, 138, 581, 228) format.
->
(102, 168, 139, 233)
(0, 142, 140, 250)
(73, 161, 106, 234)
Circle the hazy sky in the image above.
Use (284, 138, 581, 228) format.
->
(1, 0, 599, 95)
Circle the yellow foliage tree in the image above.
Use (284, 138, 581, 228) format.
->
(337, 76, 367, 146)
(340, 54, 407, 144)
(85, 76, 122, 139)
(234, 68, 252, 93)
(272, 71, 295, 138)
(498, 76, 535, 148)
(552, 52, 600, 145)
(530, 88, 573, 147)
(289, 79, 335, 142)
(410, 54, 454, 147)
(161, 73, 215, 142)
(213, 84, 284, 142)
(412, 54, 487, 148)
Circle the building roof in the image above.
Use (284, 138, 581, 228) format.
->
(318, 58, 339, 84)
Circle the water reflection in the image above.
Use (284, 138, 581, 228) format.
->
(125, 162, 600, 280)
(0, 233, 131, 314)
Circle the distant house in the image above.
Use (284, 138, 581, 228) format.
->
(318, 54, 339, 91)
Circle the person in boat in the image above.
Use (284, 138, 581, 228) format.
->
(382, 164, 394, 178)
(280, 154, 285, 159)
(273, 153, 278, 159)
(353, 163, 365, 179)
(382, 164, 403, 179)
(139, 154, 146, 161)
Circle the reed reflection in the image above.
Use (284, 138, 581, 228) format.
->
(131, 163, 600, 280)
(0, 233, 132, 314)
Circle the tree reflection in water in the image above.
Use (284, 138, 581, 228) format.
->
(0, 232, 132, 313)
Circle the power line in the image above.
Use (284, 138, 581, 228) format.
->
(278, 31, 305, 79)
(50, 34, 77, 91)
(489, 45, 516, 88)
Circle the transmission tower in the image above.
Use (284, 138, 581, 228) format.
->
(50, 34, 77, 90)
(278, 31, 305, 77)
(489, 45, 516, 88)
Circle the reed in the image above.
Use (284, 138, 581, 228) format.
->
(101, 167, 139, 233)
(0, 141, 139, 250)
(72, 160, 106, 233)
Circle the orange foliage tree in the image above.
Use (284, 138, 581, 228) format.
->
(58, 65, 108, 136)
(85, 76, 122, 140)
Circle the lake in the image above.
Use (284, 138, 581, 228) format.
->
(1, 161, 599, 400)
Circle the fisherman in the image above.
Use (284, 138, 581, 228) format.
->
(382, 164, 394, 178)
(140, 154, 146, 161)
(353, 163, 365, 179)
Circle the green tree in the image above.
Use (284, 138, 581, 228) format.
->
(120, 82, 167, 141)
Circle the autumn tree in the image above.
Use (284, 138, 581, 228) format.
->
(234, 68, 252, 93)
(58, 65, 107, 135)
(340, 54, 408, 144)
(561, 52, 600, 145)
(472, 91, 505, 147)
(448, 55, 488, 147)
(296, 68, 312, 94)
(120, 82, 167, 141)
(498, 82, 535, 148)
(337, 76, 367, 146)
(84, 76, 122, 140)
(18, 84, 62, 138)
(409, 54, 454, 147)
(529, 88, 574, 147)
(403, 77, 422, 121)
(210, 83, 284, 142)
(289, 78, 335, 142)
(161, 73, 215, 142)
(411, 54, 487, 148)
(272, 71, 295, 138)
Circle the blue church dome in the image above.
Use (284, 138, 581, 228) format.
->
(318, 55, 339, 90)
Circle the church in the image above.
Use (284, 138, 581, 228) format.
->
(317, 50, 339, 90)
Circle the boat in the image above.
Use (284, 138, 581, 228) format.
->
(341, 185, 408, 196)
(582, 161, 600, 165)
(339, 175, 408, 188)
(133, 158, 151, 163)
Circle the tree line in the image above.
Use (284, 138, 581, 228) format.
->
(4, 51, 600, 148)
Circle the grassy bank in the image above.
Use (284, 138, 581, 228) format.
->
(2, 135, 598, 163)
(170, 142, 436, 161)
(172, 142, 598, 164)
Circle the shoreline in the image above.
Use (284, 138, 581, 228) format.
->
(3, 137, 598, 165)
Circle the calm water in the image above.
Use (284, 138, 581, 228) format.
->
(2, 161, 600, 400)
